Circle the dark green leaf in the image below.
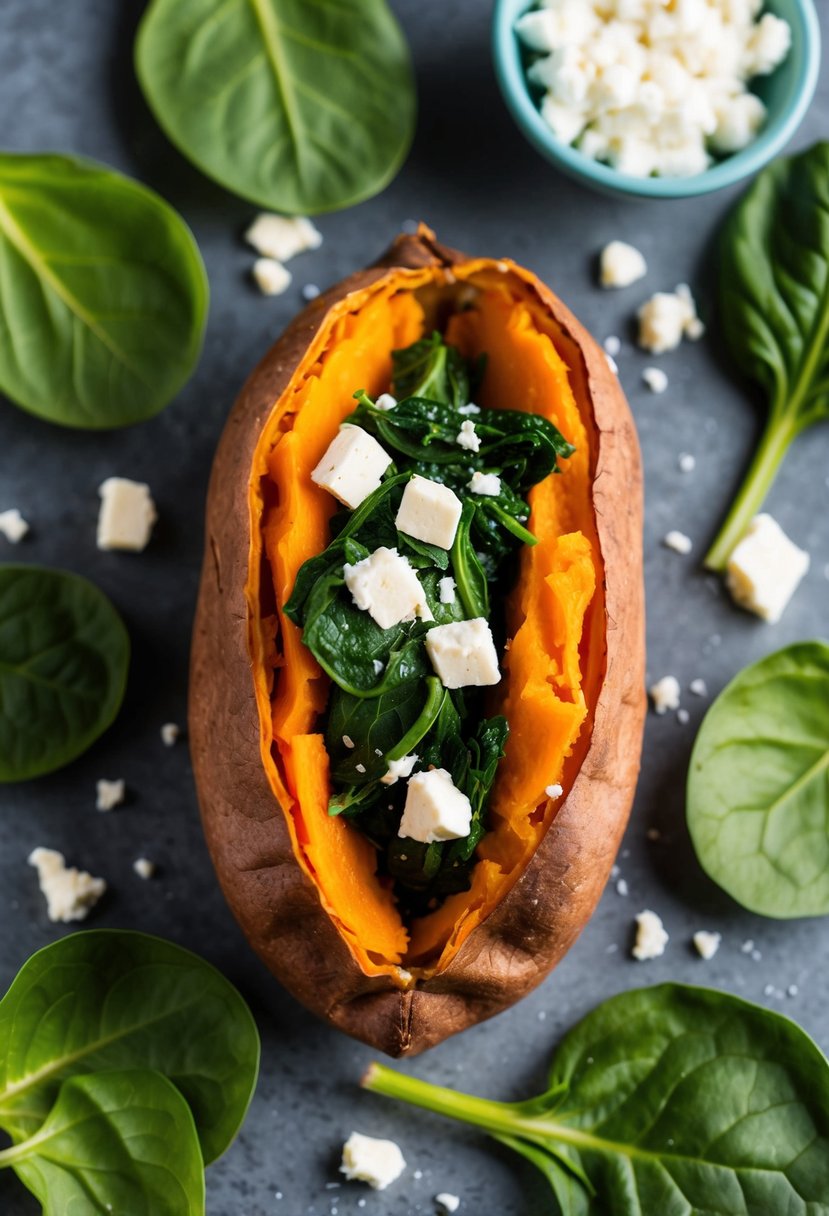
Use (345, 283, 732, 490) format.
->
(451, 501, 489, 619)
(391, 332, 472, 406)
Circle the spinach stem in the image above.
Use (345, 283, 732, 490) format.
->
(363, 1063, 526, 1140)
(387, 677, 444, 760)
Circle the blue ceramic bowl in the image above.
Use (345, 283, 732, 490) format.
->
(492, 0, 822, 199)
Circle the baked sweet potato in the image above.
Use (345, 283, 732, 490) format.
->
(190, 226, 645, 1056)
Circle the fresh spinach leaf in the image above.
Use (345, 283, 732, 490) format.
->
(0, 565, 129, 782)
(687, 641, 829, 918)
(391, 332, 474, 407)
(1, 1072, 205, 1216)
(365, 983, 829, 1216)
(135, 0, 415, 215)
(0, 930, 260, 1164)
(706, 141, 829, 569)
(0, 153, 207, 429)
(451, 501, 489, 619)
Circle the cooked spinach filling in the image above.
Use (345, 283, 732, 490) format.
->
(284, 333, 574, 914)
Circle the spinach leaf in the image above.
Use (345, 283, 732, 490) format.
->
(705, 141, 829, 569)
(135, 0, 415, 215)
(1, 1072, 205, 1216)
(0, 565, 129, 782)
(364, 984, 829, 1215)
(0, 930, 260, 1164)
(0, 153, 207, 429)
(391, 332, 474, 407)
(451, 501, 489, 619)
(687, 641, 829, 918)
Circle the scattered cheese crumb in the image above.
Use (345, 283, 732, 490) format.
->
(133, 857, 156, 880)
(677, 708, 690, 725)
(244, 214, 322, 261)
(603, 335, 621, 357)
(438, 575, 456, 605)
(355, 763, 366, 774)
(97, 478, 157, 552)
(649, 675, 680, 714)
(693, 930, 721, 960)
(678, 452, 696, 473)
(616, 878, 629, 897)
(726, 513, 809, 622)
(29, 847, 106, 922)
(0, 508, 29, 543)
(252, 257, 291, 296)
(374, 392, 397, 411)
(642, 367, 669, 394)
(638, 285, 704, 354)
(455, 420, 480, 452)
(458, 402, 481, 416)
(663, 530, 693, 555)
(599, 240, 647, 288)
(606, 351, 619, 375)
(96, 778, 125, 812)
(545, 783, 563, 799)
(381, 753, 419, 787)
(436, 1196, 461, 1214)
(161, 722, 180, 747)
(741, 939, 755, 954)
(372, 659, 384, 676)
(689, 678, 708, 697)
(343, 735, 355, 749)
(302, 283, 321, 301)
(467, 471, 501, 496)
(787, 984, 799, 998)
(632, 910, 669, 961)
(340, 1132, 406, 1191)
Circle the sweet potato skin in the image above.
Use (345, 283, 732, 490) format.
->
(189, 229, 646, 1056)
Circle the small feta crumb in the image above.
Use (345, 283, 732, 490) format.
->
(161, 722, 180, 747)
(381, 753, 419, 786)
(693, 930, 721, 960)
(311, 425, 393, 510)
(436, 1196, 461, 1214)
(302, 283, 321, 301)
(763, 983, 776, 998)
(603, 336, 622, 359)
(545, 783, 563, 799)
(342, 735, 355, 749)
(751, 949, 762, 962)
(616, 878, 629, 897)
(425, 618, 501, 688)
(663, 530, 693, 555)
(606, 352, 619, 375)
(787, 984, 799, 998)
(399, 768, 472, 843)
(458, 402, 481, 416)
(252, 257, 291, 296)
(677, 708, 690, 725)
(133, 857, 156, 880)
(455, 420, 480, 452)
(678, 452, 696, 473)
(372, 660, 384, 676)
(97, 478, 157, 552)
(467, 471, 501, 496)
(374, 392, 397, 411)
(638, 285, 704, 354)
(632, 910, 669, 961)
(343, 547, 431, 629)
(0, 508, 29, 543)
(96, 778, 125, 812)
(244, 214, 322, 261)
(340, 1132, 405, 1191)
(29, 847, 106, 923)
(599, 241, 647, 289)
(649, 675, 681, 714)
(642, 367, 669, 394)
(726, 513, 809, 622)
(355, 763, 366, 774)
(396, 474, 463, 549)
(689, 678, 708, 697)
(438, 576, 456, 605)
(747, 12, 792, 75)
(741, 939, 755, 954)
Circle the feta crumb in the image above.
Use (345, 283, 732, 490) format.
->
(244, 214, 322, 262)
(545, 783, 563, 799)
(741, 939, 755, 954)
(606, 352, 619, 375)
(29, 848, 106, 922)
(678, 452, 696, 473)
(343, 547, 431, 629)
(161, 722, 180, 747)
(425, 618, 501, 688)
(252, 257, 291, 296)
(616, 878, 629, 897)
(381, 753, 419, 786)
(787, 984, 799, 998)
(438, 575, 456, 604)
(458, 402, 481, 416)
(455, 420, 481, 452)
(311, 425, 393, 510)
(638, 285, 704, 354)
(396, 475, 463, 549)
(96, 778, 125, 812)
(649, 675, 681, 714)
(689, 678, 708, 697)
(133, 857, 156, 880)
(355, 763, 366, 774)
(399, 768, 472, 843)
(343, 736, 355, 749)
(374, 392, 397, 411)
(632, 910, 669, 961)
(436, 1196, 461, 1214)
(642, 367, 669, 394)
(372, 660, 384, 676)
(340, 1132, 405, 1191)
(603, 335, 622, 357)
(663, 530, 693, 555)
(467, 471, 502, 496)
(599, 241, 647, 288)
(693, 930, 721, 960)
(97, 478, 157, 552)
(302, 283, 321, 301)
(677, 708, 690, 725)
(726, 513, 809, 622)
(0, 508, 29, 543)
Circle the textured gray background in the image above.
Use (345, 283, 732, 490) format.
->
(0, 2, 827, 1214)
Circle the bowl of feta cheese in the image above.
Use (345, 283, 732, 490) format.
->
(492, 0, 821, 199)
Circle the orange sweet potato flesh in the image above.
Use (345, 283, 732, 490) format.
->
(190, 228, 646, 1055)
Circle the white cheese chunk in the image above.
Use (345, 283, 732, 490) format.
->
(311, 425, 392, 510)
(726, 513, 809, 622)
(689, 677, 708, 697)
(374, 392, 397, 411)
(161, 722, 180, 746)
(649, 675, 681, 714)
(632, 910, 669, 960)
(252, 257, 291, 296)
(399, 768, 472, 843)
(678, 452, 696, 473)
(133, 857, 156, 880)
(302, 282, 320, 301)
(693, 930, 721, 960)
(603, 335, 621, 357)
(467, 471, 502, 496)
(425, 618, 501, 689)
(29, 848, 106, 923)
(395, 475, 463, 549)
(599, 240, 647, 288)
(97, 478, 157, 552)
(663, 530, 693, 555)
(244, 213, 322, 261)
(458, 402, 480, 416)
(436, 1196, 461, 1215)
(438, 575, 456, 605)
(455, 420, 481, 452)
(710, 92, 766, 154)
(746, 13, 792, 75)
(96, 778, 125, 812)
(545, 783, 563, 799)
(0, 508, 29, 543)
(381, 753, 419, 786)
(340, 1132, 406, 1191)
(343, 547, 431, 630)
(638, 285, 704, 354)
(642, 367, 669, 394)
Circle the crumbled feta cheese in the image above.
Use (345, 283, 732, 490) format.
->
(678, 452, 696, 473)
(372, 659, 384, 676)
(458, 402, 481, 416)
(381, 753, 419, 786)
(29, 848, 106, 923)
(343, 547, 431, 630)
(649, 675, 680, 714)
(438, 576, 456, 605)
(97, 478, 157, 552)
(96, 778, 125, 812)
(133, 857, 156, 880)
(600, 240, 647, 288)
(302, 283, 321, 301)
(746, 12, 792, 75)
(632, 910, 669, 960)
(677, 708, 690, 725)
(161, 722, 180, 747)
(374, 393, 397, 411)
(244, 214, 322, 261)
(311, 425, 393, 510)
(787, 984, 799, 998)
(689, 677, 707, 697)
(693, 930, 721, 960)
(663, 530, 693, 555)
(399, 768, 472, 843)
(340, 1133, 405, 1191)
(642, 367, 669, 394)
(0, 508, 29, 543)
(436, 1196, 461, 1215)
(616, 878, 629, 897)
(603, 335, 622, 357)
(638, 285, 704, 354)
(545, 783, 563, 799)
(455, 420, 481, 452)
(343, 735, 355, 749)
(425, 618, 501, 688)
(710, 92, 767, 154)
(395, 475, 463, 549)
(252, 257, 291, 296)
(606, 352, 619, 375)
(726, 513, 809, 622)
(355, 763, 366, 774)
(467, 471, 502, 496)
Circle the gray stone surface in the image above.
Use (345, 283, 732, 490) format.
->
(0, 2, 827, 1214)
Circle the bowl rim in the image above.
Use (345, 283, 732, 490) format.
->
(491, 0, 822, 199)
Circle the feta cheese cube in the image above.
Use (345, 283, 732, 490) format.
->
(455, 420, 481, 452)
(381, 753, 419, 786)
(637, 284, 703, 353)
(161, 722, 180, 746)
(425, 618, 501, 688)
(133, 857, 157, 880)
(29, 847, 106, 923)
(252, 257, 291, 296)
(395, 475, 463, 549)
(599, 240, 647, 288)
(96, 778, 125, 812)
(244, 214, 322, 261)
(340, 1132, 406, 1191)
(97, 478, 157, 552)
(726, 513, 809, 622)
(311, 425, 392, 510)
(0, 508, 29, 543)
(693, 930, 721, 960)
(438, 576, 456, 604)
(343, 547, 431, 630)
(467, 471, 501, 496)
(642, 367, 669, 393)
(632, 909, 669, 960)
(649, 675, 680, 714)
(663, 530, 693, 555)
(399, 768, 472, 843)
